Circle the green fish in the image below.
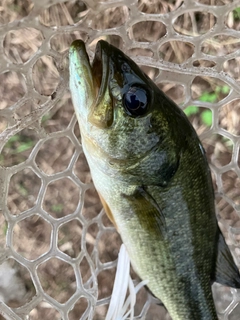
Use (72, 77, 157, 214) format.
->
(69, 40, 240, 319)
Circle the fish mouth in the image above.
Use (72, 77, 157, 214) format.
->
(69, 40, 112, 128)
(92, 43, 103, 98)
(69, 40, 110, 113)
(92, 40, 109, 101)
(88, 41, 113, 128)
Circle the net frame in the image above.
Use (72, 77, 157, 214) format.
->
(0, 0, 240, 319)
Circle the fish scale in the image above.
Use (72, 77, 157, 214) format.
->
(69, 39, 240, 319)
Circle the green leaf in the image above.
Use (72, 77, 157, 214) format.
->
(16, 141, 34, 153)
(3, 222, 8, 235)
(51, 204, 63, 213)
(199, 92, 217, 103)
(42, 114, 51, 123)
(233, 8, 240, 20)
(201, 110, 212, 127)
(221, 85, 230, 94)
(184, 106, 199, 116)
(222, 136, 233, 149)
(6, 135, 20, 146)
(18, 184, 28, 196)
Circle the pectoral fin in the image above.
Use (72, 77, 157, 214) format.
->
(213, 228, 240, 288)
(98, 192, 118, 230)
(122, 186, 166, 235)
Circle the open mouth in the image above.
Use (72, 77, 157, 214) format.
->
(92, 43, 102, 92)
(69, 40, 113, 128)
(92, 41, 109, 104)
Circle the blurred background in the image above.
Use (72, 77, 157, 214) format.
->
(0, 0, 240, 319)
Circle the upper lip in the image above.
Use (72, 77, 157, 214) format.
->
(92, 41, 109, 104)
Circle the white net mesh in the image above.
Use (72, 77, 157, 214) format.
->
(0, 0, 240, 319)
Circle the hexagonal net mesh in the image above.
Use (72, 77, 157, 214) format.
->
(0, 0, 240, 319)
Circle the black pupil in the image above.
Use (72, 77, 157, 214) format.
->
(124, 86, 148, 116)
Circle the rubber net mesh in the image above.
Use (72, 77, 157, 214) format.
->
(0, 0, 240, 319)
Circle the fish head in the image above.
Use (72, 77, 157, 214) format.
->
(69, 40, 189, 186)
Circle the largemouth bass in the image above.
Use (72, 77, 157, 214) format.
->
(69, 40, 240, 319)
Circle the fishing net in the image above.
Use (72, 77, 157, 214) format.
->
(0, 0, 240, 319)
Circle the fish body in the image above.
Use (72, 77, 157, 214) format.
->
(69, 40, 240, 319)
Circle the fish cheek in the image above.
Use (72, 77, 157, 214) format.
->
(143, 145, 180, 187)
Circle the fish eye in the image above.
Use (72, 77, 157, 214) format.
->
(123, 86, 149, 117)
